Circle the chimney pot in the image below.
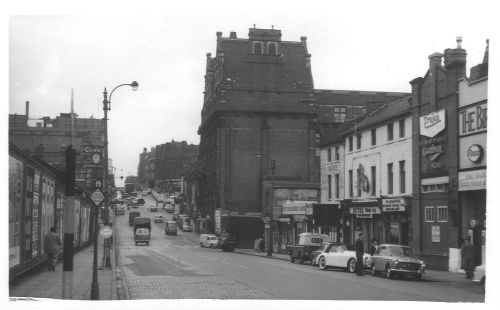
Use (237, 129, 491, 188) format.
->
(456, 36, 462, 48)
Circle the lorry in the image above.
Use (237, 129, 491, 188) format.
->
(286, 233, 330, 264)
(133, 217, 151, 245)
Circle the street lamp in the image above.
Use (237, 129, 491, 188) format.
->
(91, 81, 138, 300)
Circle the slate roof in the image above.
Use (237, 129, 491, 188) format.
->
(341, 96, 412, 135)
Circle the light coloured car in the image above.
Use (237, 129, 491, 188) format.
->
(311, 242, 335, 266)
(153, 215, 163, 223)
(317, 244, 369, 273)
(199, 234, 219, 248)
(369, 244, 425, 280)
(473, 263, 485, 286)
(182, 222, 192, 232)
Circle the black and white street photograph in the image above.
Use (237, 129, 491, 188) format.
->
(3, 0, 500, 309)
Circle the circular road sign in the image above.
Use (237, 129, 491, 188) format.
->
(100, 226, 113, 238)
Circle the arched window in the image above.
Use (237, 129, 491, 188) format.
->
(253, 42, 262, 55)
(268, 43, 277, 55)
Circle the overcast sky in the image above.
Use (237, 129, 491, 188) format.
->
(5, 1, 497, 189)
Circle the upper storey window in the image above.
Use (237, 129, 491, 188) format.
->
(268, 42, 277, 55)
(253, 42, 263, 55)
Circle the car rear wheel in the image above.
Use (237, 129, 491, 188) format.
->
(319, 256, 327, 270)
(200, 242, 204, 247)
(347, 258, 356, 273)
(290, 256, 295, 263)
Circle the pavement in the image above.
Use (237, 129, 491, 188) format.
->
(9, 223, 118, 301)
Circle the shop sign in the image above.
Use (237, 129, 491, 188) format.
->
(382, 198, 406, 212)
(422, 143, 445, 161)
(356, 214, 373, 219)
(327, 164, 339, 174)
(420, 110, 446, 138)
(294, 215, 306, 221)
(278, 218, 290, 223)
(458, 169, 486, 191)
(349, 206, 381, 215)
(459, 103, 487, 136)
(432, 226, 440, 243)
(467, 144, 483, 163)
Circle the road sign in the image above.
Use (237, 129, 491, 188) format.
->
(100, 226, 113, 238)
(91, 189, 105, 206)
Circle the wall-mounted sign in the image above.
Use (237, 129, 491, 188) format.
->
(459, 103, 487, 136)
(382, 198, 406, 212)
(420, 110, 446, 138)
(349, 206, 381, 215)
(458, 169, 486, 191)
(283, 201, 314, 215)
(356, 214, 373, 219)
(431, 226, 440, 243)
(422, 143, 445, 161)
(327, 164, 339, 174)
(467, 144, 483, 163)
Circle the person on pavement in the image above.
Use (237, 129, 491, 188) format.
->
(461, 236, 475, 279)
(44, 226, 61, 271)
(355, 232, 365, 276)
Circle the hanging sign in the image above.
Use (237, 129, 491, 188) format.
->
(420, 110, 446, 138)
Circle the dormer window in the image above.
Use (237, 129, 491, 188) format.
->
(253, 42, 263, 54)
(268, 42, 277, 55)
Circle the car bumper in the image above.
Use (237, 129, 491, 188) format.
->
(389, 268, 425, 274)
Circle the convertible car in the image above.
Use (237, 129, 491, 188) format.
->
(317, 244, 369, 273)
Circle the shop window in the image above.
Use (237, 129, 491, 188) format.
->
(437, 206, 448, 222)
(424, 207, 435, 222)
(253, 42, 263, 55)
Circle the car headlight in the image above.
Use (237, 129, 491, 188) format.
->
(393, 259, 399, 266)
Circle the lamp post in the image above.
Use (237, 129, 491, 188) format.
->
(268, 159, 276, 256)
(101, 81, 138, 267)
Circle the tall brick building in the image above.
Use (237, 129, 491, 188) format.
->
(198, 27, 408, 250)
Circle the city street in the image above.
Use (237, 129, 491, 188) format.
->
(114, 194, 484, 301)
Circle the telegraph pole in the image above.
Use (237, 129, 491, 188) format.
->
(62, 145, 75, 299)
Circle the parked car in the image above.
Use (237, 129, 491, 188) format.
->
(287, 233, 330, 264)
(199, 234, 219, 248)
(311, 242, 335, 266)
(177, 214, 189, 227)
(136, 198, 145, 205)
(150, 206, 158, 212)
(164, 204, 175, 213)
(317, 243, 370, 273)
(165, 220, 178, 235)
(153, 215, 163, 223)
(219, 231, 238, 252)
(473, 263, 485, 287)
(182, 221, 192, 232)
(369, 244, 426, 280)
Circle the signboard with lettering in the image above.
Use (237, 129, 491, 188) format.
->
(356, 214, 373, 219)
(349, 206, 381, 215)
(458, 169, 486, 191)
(382, 198, 406, 212)
(432, 226, 440, 243)
(420, 110, 446, 138)
(283, 201, 314, 215)
(458, 103, 487, 136)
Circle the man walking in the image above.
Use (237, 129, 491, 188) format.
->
(355, 232, 365, 276)
(44, 226, 61, 271)
(461, 236, 475, 279)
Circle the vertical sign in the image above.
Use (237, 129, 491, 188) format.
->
(431, 226, 440, 243)
(32, 171, 40, 256)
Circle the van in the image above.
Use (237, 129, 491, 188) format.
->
(199, 234, 219, 248)
(165, 221, 177, 235)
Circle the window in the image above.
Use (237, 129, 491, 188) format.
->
(356, 134, 362, 149)
(371, 129, 376, 146)
(425, 207, 435, 222)
(421, 183, 449, 193)
(388, 163, 393, 194)
(327, 148, 332, 162)
(348, 136, 353, 152)
(348, 170, 353, 198)
(387, 123, 394, 141)
(335, 174, 340, 198)
(371, 166, 376, 196)
(437, 206, 448, 222)
(253, 42, 262, 55)
(399, 160, 406, 194)
(334, 107, 346, 122)
(328, 175, 332, 199)
(335, 146, 339, 161)
(268, 43, 277, 55)
(399, 119, 405, 138)
(356, 168, 361, 197)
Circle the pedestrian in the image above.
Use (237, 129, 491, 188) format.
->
(355, 232, 365, 276)
(461, 236, 475, 279)
(44, 226, 61, 271)
(370, 238, 379, 256)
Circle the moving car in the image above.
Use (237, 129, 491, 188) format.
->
(153, 215, 163, 223)
(317, 243, 370, 273)
(311, 242, 335, 266)
(165, 220, 178, 235)
(369, 244, 426, 280)
(199, 234, 219, 248)
(219, 231, 238, 252)
(182, 221, 192, 232)
(164, 204, 175, 213)
(114, 205, 125, 215)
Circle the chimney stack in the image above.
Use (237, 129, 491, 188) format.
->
(443, 36, 467, 77)
(229, 31, 237, 39)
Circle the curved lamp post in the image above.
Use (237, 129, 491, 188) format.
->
(91, 81, 138, 300)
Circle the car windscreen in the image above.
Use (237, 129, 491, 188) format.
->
(388, 246, 412, 256)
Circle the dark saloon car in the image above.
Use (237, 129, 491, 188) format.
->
(369, 244, 426, 280)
